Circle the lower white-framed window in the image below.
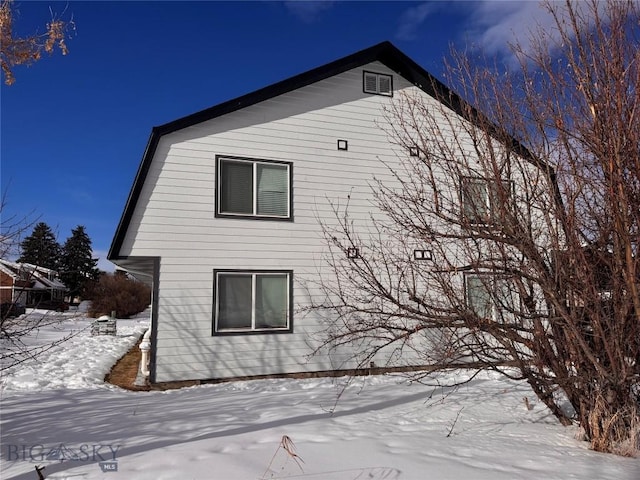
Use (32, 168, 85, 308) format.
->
(213, 270, 292, 334)
(465, 273, 517, 322)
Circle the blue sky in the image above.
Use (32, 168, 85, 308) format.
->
(1, 1, 551, 271)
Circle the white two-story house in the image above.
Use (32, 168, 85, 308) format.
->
(108, 41, 538, 384)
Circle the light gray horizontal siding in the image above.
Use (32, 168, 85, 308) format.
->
(120, 62, 441, 382)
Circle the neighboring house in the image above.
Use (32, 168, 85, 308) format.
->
(108, 41, 531, 384)
(0, 259, 67, 305)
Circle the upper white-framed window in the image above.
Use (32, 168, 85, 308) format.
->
(460, 176, 513, 225)
(363, 71, 393, 96)
(464, 273, 517, 323)
(216, 156, 292, 220)
(213, 269, 293, 335)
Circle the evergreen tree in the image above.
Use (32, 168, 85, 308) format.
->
(60, 225, 100, 300)
(18, 222, 60, 270)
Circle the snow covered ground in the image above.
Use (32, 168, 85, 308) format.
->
(1, 310, 639, 480)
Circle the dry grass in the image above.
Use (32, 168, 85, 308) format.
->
(588, 394, 640, 457)
(104, 336, 149, 391)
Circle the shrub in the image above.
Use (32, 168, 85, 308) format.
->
(86, 272, 151, 318)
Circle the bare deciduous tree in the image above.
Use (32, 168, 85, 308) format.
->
(311, 0, 639, 455)
(0, 0, 73, 85)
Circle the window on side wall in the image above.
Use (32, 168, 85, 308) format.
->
(460, 176, 512, 225)
(465, 274, 517, 323)
(216, 156, 291, 219)
(213, 270, 292, 334)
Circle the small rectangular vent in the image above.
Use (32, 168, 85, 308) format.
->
(413, 249, 432, 261)
(363, 71, 393, 97)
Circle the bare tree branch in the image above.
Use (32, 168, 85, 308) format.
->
(0, 0, 74, 85)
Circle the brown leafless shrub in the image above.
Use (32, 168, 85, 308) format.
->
(86, 272, 150, 319)
(311, 0, 640, 455)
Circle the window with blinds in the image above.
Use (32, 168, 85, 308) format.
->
(217, 157, 291, 219)
(460, 176, 513, 225)
(214, 270, 292, 334)
(464, 274, 517, 324)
